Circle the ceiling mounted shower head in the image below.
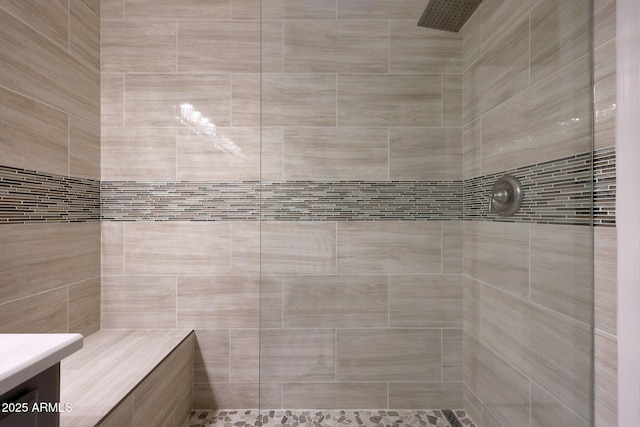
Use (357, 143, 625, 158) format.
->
(417, 0, 482, 32)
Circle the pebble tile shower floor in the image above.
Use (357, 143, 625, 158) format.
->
(182, 409, 476, 427)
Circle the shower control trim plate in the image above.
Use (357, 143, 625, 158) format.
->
(489, 174, 522, 217)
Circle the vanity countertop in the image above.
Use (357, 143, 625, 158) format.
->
(0, 334, 83, 396)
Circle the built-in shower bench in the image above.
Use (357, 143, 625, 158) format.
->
(59, 329, 194, 427)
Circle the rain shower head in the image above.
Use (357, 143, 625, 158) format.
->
(417, 0, 482, 32)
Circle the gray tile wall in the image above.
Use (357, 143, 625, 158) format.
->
(96, 0, 617, 421)
(461, 1, 617, 427)
(0, 0, 101, 336)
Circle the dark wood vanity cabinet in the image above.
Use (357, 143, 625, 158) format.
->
(0, 364, 60, 427)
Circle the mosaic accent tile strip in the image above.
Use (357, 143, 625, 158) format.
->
(463, 152, 594, 225)
(100, 181, 464, 221)
(1, 148, 615, 225)
(101, 149, 614, 225)
(259, 181, 463, 221)
(100, 181, 260, 221)
(0, 165, 100, 223)
(593, 146, 616, 226)
(182, 409, 476, 427)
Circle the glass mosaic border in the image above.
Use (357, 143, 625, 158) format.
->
(0, 148, 615, 226)
(0, 165, 99, 223)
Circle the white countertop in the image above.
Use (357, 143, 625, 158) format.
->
(0, 334, 83, 396)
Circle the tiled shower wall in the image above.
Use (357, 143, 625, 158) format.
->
(99, 0, 466, 410)
(461, 1, 617, 427)
(0, 0, 101, 335)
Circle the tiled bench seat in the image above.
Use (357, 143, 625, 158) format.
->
(59, 330, 194, 427)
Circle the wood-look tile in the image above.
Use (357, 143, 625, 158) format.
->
(262, 73, 336, 126)
(480, 0, 532, 52)
(176, 127, 260, 180)
(101, 221, 124, 276)
(337, 329, 441, 381)
(101, 74, 124, 126)
(124, 0, 231, 19)
(283, 383, 387, 410)
(594, 227, 617, 335)
(463, 385, 482, 426)
(463, 221, 529, 298)
(337, 0, 425, 19)
(461, 5, 481, 71)
(389, 127, 463, 180)
(80, 0, 100, 17)
(462, 17, 529, 124)
(594, 39, 616, 151)
(62, 330, 193, 426)
(194, 330, 230, 383)
(177, 275, 259, 329)
(284, 20, 388, 73)
(101, 21, 177, 73)
(68, 277, 101, 336)
(230, 221, 260, 275)
(443, 221, 463, 274)
(0, 9, 99, 124)
(231, 0, 260, 20)
(283, 275, 388, 328)
(0, 87, 68, 175)
(97, 395, 133, 427)
(260, 222, 337, 274)
(70, 0, 100, 70)
(69, 116, 100, 180)
(172, 389, 193, 427)
(261, 127, 284, 180)
(101, 276, 177, 329)
(463, 118, 482, 179)
(178, 21, 260, 73)
(101, 0, 124, 18)
(101, 127, 176, 180)
(594, 329, 617, 427)
(337, 222, 442, 274)
(132, 335, 194, 427)
(125, 74, 231, 127)
(463, 331, 530, 427)
(482, 56, 591, 173)
(531, 383, 589, 427)
(482, 405, 504, 427)
(261, 20, 284, 73)
(594, 0, 616, 48)
(338, 74, 442, 126)
(260, 276, 283, 328)
(283, 127, 388, 180)
(260, 329, 335, 382)
(463, 277, 482, 340)
(389, 382, 463, 409)
(443, 74, 463, 126)
(0, 0, 68, 48)
(443, 329, 463, 381)
(261, 0, 336, 19)
(193, 383, 260, 409)
(230, 329, 259, 382)
(259, 383, 283, 410)
(389, 275, 462, 328)
(0, 222, 100, 305)
(0, 288, 67, 333)
(530, 0, 591, 85)
(530, 224, 592, 323)
(232, 73, 260, 126)
(390, 21, 462, 73)
(481, 284, 592, 420)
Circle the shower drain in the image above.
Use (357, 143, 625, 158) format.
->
(442, 410, 464, 427)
